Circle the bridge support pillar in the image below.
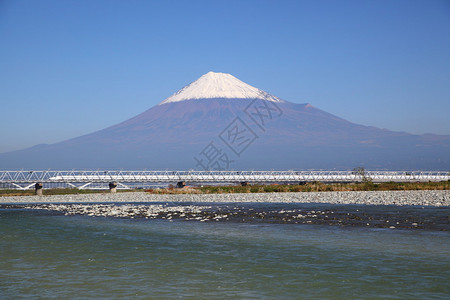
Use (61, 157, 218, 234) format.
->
(109, 182, 117, 193)
(35, 182, 43, 196)
(176, 181, 185, 188)
(240, 181, 248, 186)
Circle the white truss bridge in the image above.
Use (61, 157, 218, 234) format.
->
(0, 170, 448, 190)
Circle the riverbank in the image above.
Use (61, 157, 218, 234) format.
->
(1, 181, 448, 197)
(1, 190, 449, 206)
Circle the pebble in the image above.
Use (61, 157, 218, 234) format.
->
(0, 190, 448, 206)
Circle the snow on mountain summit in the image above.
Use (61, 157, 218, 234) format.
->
(159, 71, 283, 105)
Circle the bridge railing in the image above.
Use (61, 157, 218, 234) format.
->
(0, 170, 448, 190)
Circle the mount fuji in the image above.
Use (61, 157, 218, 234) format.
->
(1, 72, 449, 170)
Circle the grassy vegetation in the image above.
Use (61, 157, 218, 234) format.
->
(1, 181, 448, 197)
(148, 181, 449, 194)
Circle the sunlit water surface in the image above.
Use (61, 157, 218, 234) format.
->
(1, 206, 449, 299)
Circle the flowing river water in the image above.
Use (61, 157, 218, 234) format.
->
(1, 202, 449, 299)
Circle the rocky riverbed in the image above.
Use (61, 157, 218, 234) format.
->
(1, 201, 448, 230)
(0, 190, 449, 206)
(1, 191, 449, 230)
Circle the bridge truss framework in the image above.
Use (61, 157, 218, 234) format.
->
(0, 170, 448, 190)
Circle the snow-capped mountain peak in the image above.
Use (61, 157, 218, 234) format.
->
(159, 71, 283, 105)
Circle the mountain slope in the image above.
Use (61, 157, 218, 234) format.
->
(160, 71, 283, 104)
(1, 72, 449, 170)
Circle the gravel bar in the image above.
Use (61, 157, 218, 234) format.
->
(1, 190, 449, 206)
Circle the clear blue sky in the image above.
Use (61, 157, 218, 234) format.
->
(1, 0, 449, 153)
